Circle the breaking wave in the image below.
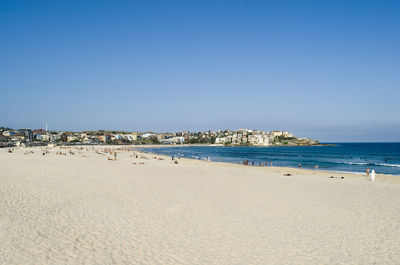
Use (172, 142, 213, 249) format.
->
(344, 162, 400, 167)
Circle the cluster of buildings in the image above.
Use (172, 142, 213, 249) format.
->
(0, 126, 311, 147)
(214, 129, 294, 146)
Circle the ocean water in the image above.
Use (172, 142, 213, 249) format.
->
(140, 143, 400, 176)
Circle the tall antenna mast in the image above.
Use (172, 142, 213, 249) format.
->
(46, 123, 48, 132)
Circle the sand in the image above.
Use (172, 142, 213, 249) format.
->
(1, 145, 400, 264)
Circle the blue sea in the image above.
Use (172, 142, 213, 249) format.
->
(140, 143, 400, 176)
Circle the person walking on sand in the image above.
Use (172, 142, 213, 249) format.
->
(298, 163, 301, 168)
(366, 167, 370, 176)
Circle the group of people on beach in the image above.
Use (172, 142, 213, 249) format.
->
(242, 161, 320, 169)
(241, 161, 322, 169)
(5, 146, 382, 182)
(242, 160, 273, 166)
(366, 167, 376, 181)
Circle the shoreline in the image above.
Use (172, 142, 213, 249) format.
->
(135, 145, 400, 179)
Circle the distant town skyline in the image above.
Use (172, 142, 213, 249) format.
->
(1, 123, 399, 143)
(1, 126, 321, 147)
(1, 0, 399, 142)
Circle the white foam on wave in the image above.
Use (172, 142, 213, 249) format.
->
(344, 162, 369, 165)
(322, 169, 400, 177)
(330, 170, 365, 175)
(376, 163, 400, 168)
(344, 162, 400, 168)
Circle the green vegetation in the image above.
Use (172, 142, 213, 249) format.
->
(188, 137, 213, 144)
(131, 139, 159, 145)
(274, 136, 295, 142)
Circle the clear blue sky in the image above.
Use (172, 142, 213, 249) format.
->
(1, 0, 399, 141)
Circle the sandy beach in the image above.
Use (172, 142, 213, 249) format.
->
(1, 145, 400, 264)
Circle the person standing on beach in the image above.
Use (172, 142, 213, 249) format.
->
(366, 167, 370, 176)
(298, 163, 301, 168)
(370, 169, 376, 181)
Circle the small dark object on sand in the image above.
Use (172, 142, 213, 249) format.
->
(329, 176, 343, 179)
(283, 173, 292, 176)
